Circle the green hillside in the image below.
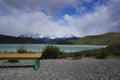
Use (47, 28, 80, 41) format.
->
(0, 34, 46, 44)
(57, 32, 120, 45)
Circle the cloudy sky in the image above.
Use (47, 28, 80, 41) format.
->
(0, 0, 120, 37)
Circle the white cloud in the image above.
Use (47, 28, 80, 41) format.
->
(0, 0, 120, 37)
(0, 12, 79, 37)
(62, 4, 119, 36)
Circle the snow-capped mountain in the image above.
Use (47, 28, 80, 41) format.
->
(19, 33, 59, 39)
(19, 33, 78, 39)
(19, 33, 43, 38)
(18, 33, 79, 43)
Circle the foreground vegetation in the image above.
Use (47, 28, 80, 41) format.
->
(41, 43, 120, 59)
(0, 43, 120, 59)
(41, 45, 63, 59)
(63, 43, 120, 59)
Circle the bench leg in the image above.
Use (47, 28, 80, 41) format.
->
(34, 59, 40, 71)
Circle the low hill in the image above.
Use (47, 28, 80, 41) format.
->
(57, 32, 120, 45)
(0, 34, 46, 44)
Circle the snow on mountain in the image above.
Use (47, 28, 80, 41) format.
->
(19, 33, 43, 38)
(18, 33, 79, 42)
(19, 33, 78, 39)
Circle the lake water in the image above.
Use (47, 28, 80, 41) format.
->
(0, 44, 106, 52)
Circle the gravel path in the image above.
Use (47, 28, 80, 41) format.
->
(0, 58, 120, 80)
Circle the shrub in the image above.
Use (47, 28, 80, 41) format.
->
(96, 52, 109, 59)
(8, 47, 28, 63)
(17, 47, 28, 53)
(105, 43, 120, 56)
(41, 45, 63, 59)
(61, 52, 84, 59)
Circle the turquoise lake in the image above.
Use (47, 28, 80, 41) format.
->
(0, 44, 106, 52)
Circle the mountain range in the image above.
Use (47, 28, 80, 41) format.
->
(0, 33, 79, 44)
(18, 33, 79, 43)
(0, 32, 120, 45)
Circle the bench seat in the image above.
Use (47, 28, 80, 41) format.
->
(0, 54, 41, 58)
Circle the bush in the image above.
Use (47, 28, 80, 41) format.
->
(8, 47, 28, 63)
(105, 43, 120, 56)
(17, 47, 28, 53)
(96, 52, 109, 59)
(41, 45, 63, 59)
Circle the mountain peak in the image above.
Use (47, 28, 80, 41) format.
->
(19, 33, 42, 38)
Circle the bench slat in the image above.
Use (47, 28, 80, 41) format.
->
(0, 54, 42, 58)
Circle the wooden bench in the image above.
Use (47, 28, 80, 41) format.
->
(0, 54, 42, 70)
